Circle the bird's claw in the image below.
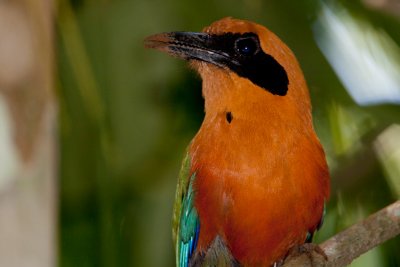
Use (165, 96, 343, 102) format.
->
(283, 243, 328, 266)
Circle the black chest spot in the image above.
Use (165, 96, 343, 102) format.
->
(226, 111, 233, 124)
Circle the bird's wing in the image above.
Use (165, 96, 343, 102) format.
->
(172, 151, 200, 267)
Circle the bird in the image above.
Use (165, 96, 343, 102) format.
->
(145, 17, 330, 267)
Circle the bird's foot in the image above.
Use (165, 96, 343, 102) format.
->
(272, 259, 284, 267)
(283, 243, 328, 267)
(291, 243, 327, 260)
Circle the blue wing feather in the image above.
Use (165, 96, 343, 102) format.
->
(178, 172, 200, 267)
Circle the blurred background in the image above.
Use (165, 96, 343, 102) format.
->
(0, 0, 399, 266)
(57, 0, 400, 266)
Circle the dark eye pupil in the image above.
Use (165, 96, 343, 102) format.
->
(235, 37, 258, 55)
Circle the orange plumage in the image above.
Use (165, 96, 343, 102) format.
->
(146, 17, 330, 267)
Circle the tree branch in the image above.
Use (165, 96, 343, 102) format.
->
(282, 200, 400, 267)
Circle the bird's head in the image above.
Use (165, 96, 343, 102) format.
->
(145, 17, 311, 120)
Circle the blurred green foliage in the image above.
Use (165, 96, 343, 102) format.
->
(57, 0, 400, 266)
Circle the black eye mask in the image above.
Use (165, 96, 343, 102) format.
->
(146, 31, 289, 96)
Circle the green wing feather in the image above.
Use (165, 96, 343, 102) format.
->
(172, 151, 191, 245)
(172, 150, 200, 267)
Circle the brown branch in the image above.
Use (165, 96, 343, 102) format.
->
(282, 200, 400, 267)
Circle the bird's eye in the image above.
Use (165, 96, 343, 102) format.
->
(234, 36, 259, 56)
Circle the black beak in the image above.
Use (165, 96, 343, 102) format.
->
(144, 32, 236, 68)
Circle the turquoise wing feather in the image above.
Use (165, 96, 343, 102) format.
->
(172, 151, 200, 267)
